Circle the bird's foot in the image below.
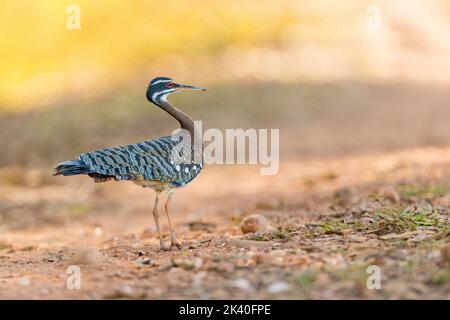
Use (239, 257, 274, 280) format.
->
(159, 242, 171, 251)
(159, 240, 182, 251)
(171, 240, 183, 250)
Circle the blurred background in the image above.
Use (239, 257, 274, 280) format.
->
(1, 0, 450, 300)
(1, 0, 449, 169)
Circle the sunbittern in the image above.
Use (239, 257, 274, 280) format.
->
(54, 77, 206, 250)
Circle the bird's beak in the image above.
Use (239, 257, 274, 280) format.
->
(177, 84, 206, 91)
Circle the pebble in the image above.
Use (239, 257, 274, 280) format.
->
(68, 247, 106, 266)
(241, 214, 275, 234)
(267, 281, 290, 294)
(110, 284, 135, 298)
(119, 285, 133, 296)
(233, 278, 254, 292)
(136, 257, 157, 266)
(43, 253, 61, 263)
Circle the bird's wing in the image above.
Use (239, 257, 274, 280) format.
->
(79, 136, 183, 182)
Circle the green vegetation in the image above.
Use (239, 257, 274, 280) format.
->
(317, 198, 449, 238)
(296, 269, 318, 292)
(320, 221, 350, 235)
(400, 184, 449, 199)
(373, 206, 448, 234)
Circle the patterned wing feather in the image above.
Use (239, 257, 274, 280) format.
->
(79, 136, 202, 187)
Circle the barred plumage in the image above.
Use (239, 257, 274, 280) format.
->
(54, 76, 206, 251)
(62, 136, 203, 187)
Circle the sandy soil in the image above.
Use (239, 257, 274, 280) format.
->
(0, 147, 449, 299)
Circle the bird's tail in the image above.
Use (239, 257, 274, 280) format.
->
(53, 160, 91, 176)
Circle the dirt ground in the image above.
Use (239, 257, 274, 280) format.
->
(0, 146, 449, 299)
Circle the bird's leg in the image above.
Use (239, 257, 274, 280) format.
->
(164, 190, 183, 249)
(152, 191, 170, 251)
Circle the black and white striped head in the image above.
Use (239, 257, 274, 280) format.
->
(146, 77, 206, 105)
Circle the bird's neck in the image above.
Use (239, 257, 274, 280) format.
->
(157, 99, 200, 142)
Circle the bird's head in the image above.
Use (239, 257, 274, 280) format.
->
(146, 77, 206, 105)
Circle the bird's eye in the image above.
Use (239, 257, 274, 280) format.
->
(166, 82, 174, 88)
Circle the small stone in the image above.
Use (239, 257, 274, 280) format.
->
(136, 257, 157, 266)
(68, 247, 106, 266)
(117, 285, 133, 297)
(43, 253, 61, 263)
(267, 281, 290, 294)
(18, 277, 30, 286)
(194, 258, 203, 270)
(416, 201, 434, 215)
(233, 278, 253, 292)
(241, 214, 274, 234)
(427, 250, 440, 260)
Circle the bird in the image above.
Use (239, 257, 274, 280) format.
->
(54, 77, 206, 250)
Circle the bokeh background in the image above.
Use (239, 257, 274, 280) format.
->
(1, 0, 450, 300)
(1, 0, 450, 168)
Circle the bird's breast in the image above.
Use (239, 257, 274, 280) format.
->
(132, 180, 170, 191)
